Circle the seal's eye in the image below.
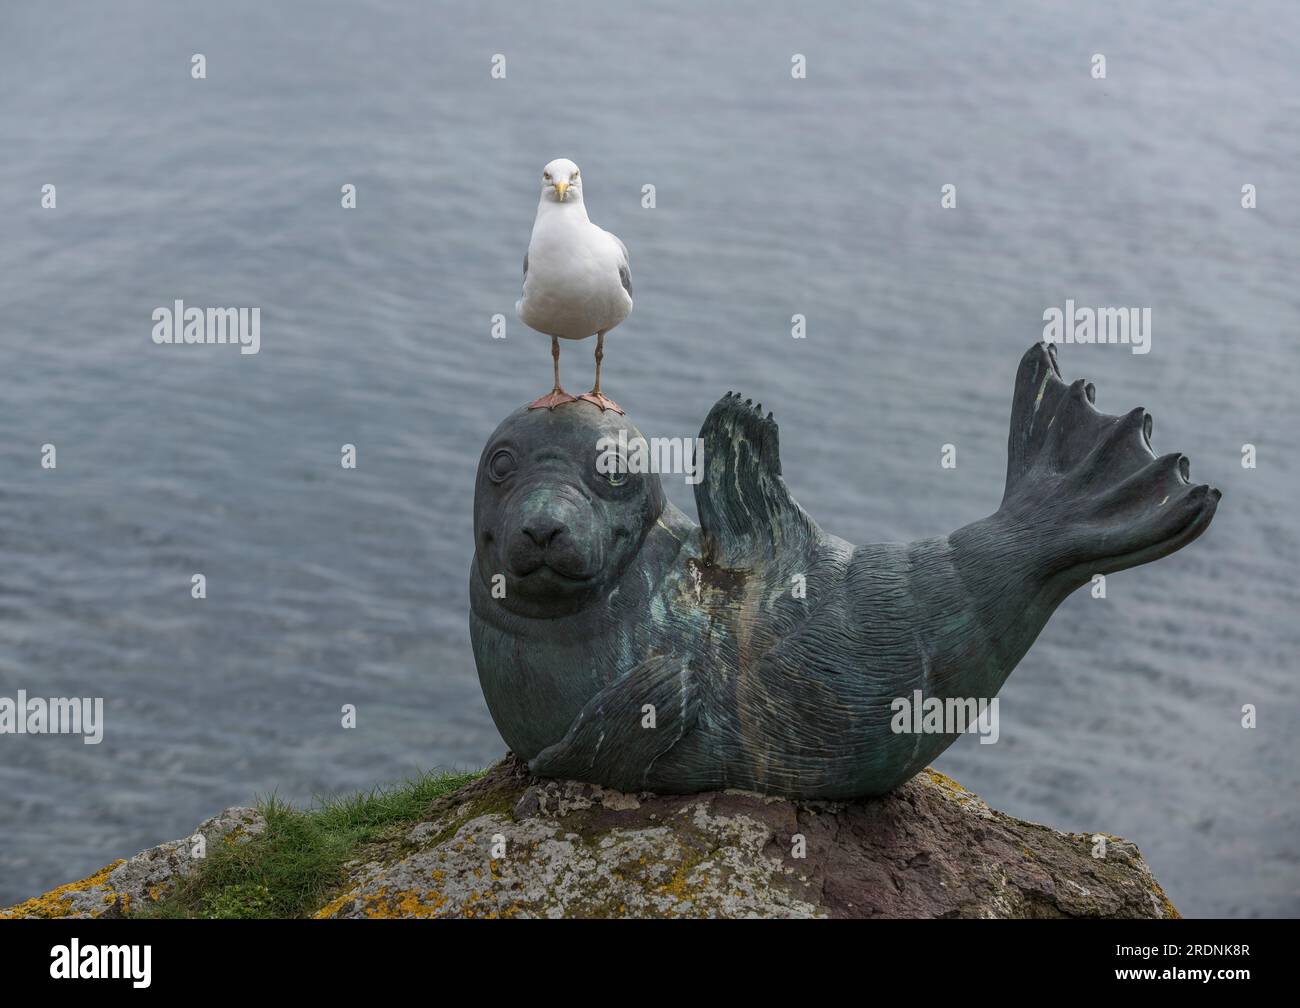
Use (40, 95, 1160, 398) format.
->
(488, 448, 517, 483)
(605, 466, 628, 487)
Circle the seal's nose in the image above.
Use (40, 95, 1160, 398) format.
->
(522, 515, 566, 548)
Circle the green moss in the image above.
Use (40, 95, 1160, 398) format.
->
(136, 768, 484, 920)
(199, 883, 275, 919)
(410, 789, 518, 852)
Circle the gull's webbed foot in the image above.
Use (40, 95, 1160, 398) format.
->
(528, 388, 579, 410)
(578, 390, 624, 414)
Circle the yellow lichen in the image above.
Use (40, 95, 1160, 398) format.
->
(658, 858, 700, 901)
(393, 889, 448, 918)
(0, 860, 124, 920)
(923, 768, 970, 794)
(318, 886, 454, 920)
(311, 889, 360, 919)
(1149, 879, 1181, 919)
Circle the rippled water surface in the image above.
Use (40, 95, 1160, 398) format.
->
(1, 0, 1297, 915)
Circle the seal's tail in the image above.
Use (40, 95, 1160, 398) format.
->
(1000, 342, 1219, 579)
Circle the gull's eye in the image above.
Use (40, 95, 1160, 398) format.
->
(570, 171, 579, 181)
(543, 172, 552, 181)
(488, 448, 517, 482)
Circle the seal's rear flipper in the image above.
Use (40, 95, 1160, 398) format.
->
(694, 393, 818, 566)
(1001, 342, 1220, 579)
(529, 654, 698, 792)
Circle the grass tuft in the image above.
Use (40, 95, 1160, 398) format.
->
(138, 768, 483, 919)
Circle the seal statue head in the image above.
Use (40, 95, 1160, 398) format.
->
(473, 401, 666, 619)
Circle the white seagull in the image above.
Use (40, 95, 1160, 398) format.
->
(517, 157, 632, 414)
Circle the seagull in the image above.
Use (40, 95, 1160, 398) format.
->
(517, 157, 632, 414)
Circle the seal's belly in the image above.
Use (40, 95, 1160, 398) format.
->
(470, 612, 603, 760)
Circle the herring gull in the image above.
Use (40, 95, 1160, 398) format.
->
(516, 158, 631, 414)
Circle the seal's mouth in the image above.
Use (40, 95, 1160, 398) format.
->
(513, 559, 594, 583)
(506, 560, 597, 599)
(505, 521, 598, 584)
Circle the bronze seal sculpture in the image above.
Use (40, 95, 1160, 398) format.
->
(470, 343, 1220, 799)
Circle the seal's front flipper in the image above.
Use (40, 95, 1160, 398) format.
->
(1001, 342, 1220, 580)
(529, 654, 698, 792)
(694, 393, 818, 566)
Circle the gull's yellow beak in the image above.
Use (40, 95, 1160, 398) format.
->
(554, 181, 569, 201)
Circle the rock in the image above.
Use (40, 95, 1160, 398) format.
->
(5, 757, 1178, 919)
(312, 756, 1179, 919)
(0, 807, 265, 919)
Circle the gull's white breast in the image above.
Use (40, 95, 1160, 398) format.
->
(518, 208, 632, 341)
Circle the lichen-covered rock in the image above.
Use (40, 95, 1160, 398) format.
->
(1, 807, 264, 919)
(313, 756, 1179, 919)
(6, 758, 1178, 920)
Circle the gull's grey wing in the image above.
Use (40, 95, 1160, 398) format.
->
(607, 231, 632, 297)
(523, 251, 528, 281)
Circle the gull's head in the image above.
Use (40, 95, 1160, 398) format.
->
(540, 158, 582, 203)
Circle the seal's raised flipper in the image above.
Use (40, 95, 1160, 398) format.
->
(529, 654, 699, 792)
(1000, 342, 1220, 580)
(694, 393, 819, 566)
